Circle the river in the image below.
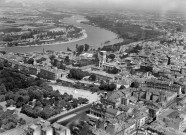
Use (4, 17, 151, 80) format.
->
(0, 15, 123, 53)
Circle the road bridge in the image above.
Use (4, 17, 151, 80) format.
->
(48, 104, 91, 124)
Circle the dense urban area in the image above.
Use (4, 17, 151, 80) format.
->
(0, 0, 186, 135)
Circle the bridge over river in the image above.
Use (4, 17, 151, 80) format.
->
(48, 104, 91, 125)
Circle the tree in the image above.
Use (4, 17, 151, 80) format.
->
(0, 95, 5, 102)
(59, 61, 66, 70)
(3, 122, 16, 130)
(28, 89, 42, 101)
(21, 104, 38, 118)
(0, 51, 6, 55)
(5, 91, 14, 100)
(52, 59, 58, 67)
(64, 56, 70, 65)
(76, 45, 84, 54)
(84, 44, 89, 52)
(6, 99, 15, 107)
(93, 53, 99, 65)
(73, 51, 76, 56)
(67, 47, 72, 51)
(40, 106, 55, 119)
(27, 58, 34, 65)
(56, 79, 62, 83)
(0, 105, 3, 110)
(119, 85, 125, 89)
(19, 118, 26, 125)
(99, 82, 116, 91)
(176, 26, 183, 32)
(108, 83, 116, 91)
(107, 54, 115, 60)
(72, 99, 78, 108)
(90, 87, 99, 93)
(130, 68, 136, 75)
(99, 83, 109, 90)
(68, 68, 89, 80)
(0, 62, 4, 69)
(89, 74, 96, 81)
(130, 81, 139, 88)
(0, 83, 7, 95)
(36, 57, 47, 63)
(57, 100, 65, 109)
(35, 101, 42, 107)
(126, 44, 142, 54)
(16, 96, 28, 108)
(107, 67, 119, 74)
(3, 60, 10, 67)
(49, 55, 56, 61)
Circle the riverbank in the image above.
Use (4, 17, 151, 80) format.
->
(76, 17, 122, 43)
(0, 29, 88, 49)
(1, 15, 122, 53)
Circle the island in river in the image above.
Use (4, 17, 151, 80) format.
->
(0, 8, 89, 48)
(0, 8, 123, 53)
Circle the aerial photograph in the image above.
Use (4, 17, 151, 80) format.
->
(0, 0, 186, 135)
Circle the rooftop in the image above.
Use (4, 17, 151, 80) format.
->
(106, 108, 118, 116)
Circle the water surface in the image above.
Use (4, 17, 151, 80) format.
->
(1, 15, 123, 53)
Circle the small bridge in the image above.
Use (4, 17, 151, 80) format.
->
(48, 104, 91, 124)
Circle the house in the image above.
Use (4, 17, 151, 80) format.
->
(88, 128, 110, 135)
(134, 110, 148, 128)
(39, 68, 64, 80)
(89, 103, 106, 118)
(139, 78, 182, 95)
(90, 70, 115, 83)
(159, 109, 186, 132)
(105, 108, 120, 118)
(99, 119, 136, 135)
(52, 122, 71, 135)
(101, 91, 126, 108)
(26, 119, 71, 135)
(146, 102, 162, 119)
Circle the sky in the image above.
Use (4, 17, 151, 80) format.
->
(5, 0, 186, 11)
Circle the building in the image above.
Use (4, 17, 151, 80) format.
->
(89, 103, 106, 118)
(28, 119, 51, 135)
(29, 65, 40, 75)
(28, 124, 41, 135)
(146, 102, 162, 119)
(52, 122, 71, 135)
(90, 70, 115, 83)
(87, 128, 111, 135)
(158, 109, 186, 133)
(41, 126, 53, 135)
(39, 68, 64, 80)
(105, 108, 121, 118)
(98, 51, 107, 68)
(121, 97, 129, 106)
(79, 53, 94, 59)
(99, 118, 136, 135)
(134, 110, 148, 128)
(27, 119, 71, 135)
(138, 78, 182, 95)
(100, 91, 127, 109)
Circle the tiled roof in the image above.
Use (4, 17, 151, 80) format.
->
(106, 108, 118, 116)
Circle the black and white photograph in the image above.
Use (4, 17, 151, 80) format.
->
(0, 0, 186, 135)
